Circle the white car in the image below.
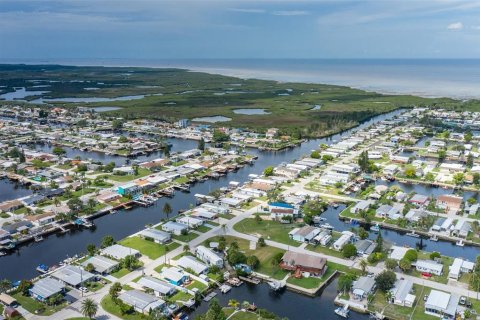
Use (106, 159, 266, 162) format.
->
(79, 287, 89, 293)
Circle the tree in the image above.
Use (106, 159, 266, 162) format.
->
(212, 129, 229, 143)
(385, 258, 398, 270)
(358, 227, 368, 240)
(18, 280, 32, 296)
(52, 146, 66, 156)
(342, 243, 357, 258)
(375, 232, 383, 253)
(112, 119, 124, 130)
(110, 282, 122, 300)
(163, 203, 172, 219)
(438, 150, 447, 163)
(465, 131, 473, 143)
(358, 150, 369, 172)
(430, 252, 441, 260)
(467, 153, 474, 169)
(81, 298, 98, 319)
(101, 235, 115, 248)
(255, 213, 262, 223)
(474, 173, 480, 186)
(123, 255, 140, 271)
(198, 138, 205, 151)
(424, 172, 435, 182)
(359, 259, 368, 275)
(258, 237, 266, 247)
(404, 249, 418, 262)
(399, 258, 412, 272)
(85, 263, 95, 273)
(375, 270, 396, 292)
(337, 273, 356, 293)
(246, 255, 260, 269)
(86, 244, 96, 256)
(0, 279, 12, 293)
(310, 151, 320, 159)
(202, 298, 226, 320)
(404, 165, 416, 178)
(263, 166, 274, 177)
(228, 299, 239, 309)
(322, 154, 334, 162)
(453, 172, 465, 185)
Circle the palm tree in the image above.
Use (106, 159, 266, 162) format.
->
(228, 299, 239, 309)
(81, 298, 98, 319)
(359, 259, 368, 275)
(53, 197, 61, 207)
(163, 203, 172, 220)
(0, 279, 12, 293)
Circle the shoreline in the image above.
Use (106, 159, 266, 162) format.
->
(1, 59, 480, 100)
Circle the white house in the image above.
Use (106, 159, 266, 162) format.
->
(333, 231, 355, 251)
(424, 290, 459, 320)
(195, 245, 223, 268)
(415, 259, 443, 276)
(448, 258, 474, 280)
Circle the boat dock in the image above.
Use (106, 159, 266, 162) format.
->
(238, 276, 261, 284)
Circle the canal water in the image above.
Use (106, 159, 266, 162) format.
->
(0, 179, 33, 202)
(189, 279, 368, 320)
(0, 108, 420, 282)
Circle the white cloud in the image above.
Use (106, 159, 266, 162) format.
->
(273, 10, 308, 16)
(229, 8, 265, 14)
(447, 22, 463, 30)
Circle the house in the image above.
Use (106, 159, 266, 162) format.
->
(161, 221, 188, 236)
(436, 195, 463, 214)
(119, 290, 165, 314)
(333, 231, 355, 251)
(390, 279, 415, 307)
(51, 265, 95, 287)
(137, 276, 176, 297)
(279, 251, 327, 276)
(351, 276, 376, 300)
(409, 194, 429, 206)
(176, 216, 203, 228)
(452, 220, 471, 238)
(139, 229, 171, 244)
(351, 200, 373, 214)
(268, 202, 298, 220)
(383, 164, 399, 176)
(389, 246, 410, 261)
(177, 255, 209, 275)
(81, 255, 120, 274)
(424, 290, 459, 320)
(448, 258, 475, 280)
(113, 166, 135, 175)
(25, 212, 56, 227)
(161, 267, 189, 286)
(196, 245, 223, 268)
(117, 182, 140, 196)
(101, 244, 140, 260)
(354, 239, 376, 257)
(415, 259, 443, 276)
(289, 226, 320, 243)
(29, 277, 65, 302)
(313, 231, 332, 246)
(405, 209, 427, 223)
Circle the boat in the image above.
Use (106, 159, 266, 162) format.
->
(0, 251, 6, 257)
(429, 235, 439, 242)
(220, 284, 232, 294)
(456, 240, 465, 247)
(34, 235, 44, 242)
(335, 304, 350, 318)
(268, 280, 286, 291)
(406, 231, 420, 238)
(320, 223, 334, 230)
(370, 224, 380, 233)
(36, 264, 49, 273)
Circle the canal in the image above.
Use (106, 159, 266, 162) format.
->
(0, 108, 429, 282)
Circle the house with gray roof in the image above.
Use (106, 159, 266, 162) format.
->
(51, 265, 95, 287)
(390, 278, 415, 307)
(137, 276, 176, 297)
(29, 277, 65, 302)
(119, 290, 165, 314)
(352, 276, 376, 300)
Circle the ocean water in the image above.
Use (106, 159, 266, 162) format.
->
(2, 58, 480, 99)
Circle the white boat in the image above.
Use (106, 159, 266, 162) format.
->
(0, 251, 6, 257)
(406, 231, 420, 238)
(370, 224, 380, 233)
(268, 280, 286, 291)
(320, 223, 334, 230)
(335, 304, 350, 318)
(456, 240, 465, 247)
(220, 284, 232, 294)
(34, 235, 44, 242)
(429, 235, 439, 242)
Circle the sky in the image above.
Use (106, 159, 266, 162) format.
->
(1, 0, 480, 60)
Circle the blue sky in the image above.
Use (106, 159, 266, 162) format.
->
(1, 0, 479, 59)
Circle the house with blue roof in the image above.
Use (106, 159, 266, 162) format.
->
(268, 202, 299, 220)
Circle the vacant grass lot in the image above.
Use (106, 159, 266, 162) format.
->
(233, 218, 302, 247)
(13, 293, 67, 316)
(119, 236, 180, 259)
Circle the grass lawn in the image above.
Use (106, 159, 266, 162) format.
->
(111, 268, 131, 278)
(108, 168, 151, 182)
(186, 280, 208, 292)
(173, 176, 189, 184)
(119, 236, 180, 259)
(287, 276, 324, 289)
(368, 285, 422, 320)
(172, 232, 199, 243)
(101, 295, 145, 320)
(196, 225, 213, 233)
(306, 243, 344, 259)
(229, 311, 259, 320)
(154, 264, 167, 273)
(233, 218, 302, 247)
(218, 213, 236, 220)
(167, 290, 192, 305)
(13, 206, 29, 215)
(13, 293, 67, 316)
(85, 280, 107, 292)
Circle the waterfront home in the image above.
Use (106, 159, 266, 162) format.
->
(448, 258, 475, 280)
(25, 212, 56, 227)
(391, 155, 409, 164)
(20, 194, 46, 206)
(436, 195, 463, 214)
(29, 277, 65, 302)
(424, 290, 459, 320)
(390, 278, 415, 307)
(415, 259, 443, 276)
(176, 216, 203, 229)
(161, 221, 188, 236)
(333, 231, 355, 251)
(331, 164, 360, 175)
(0, 199, 23, 213)
(405, 209, 427, 223)
(81, 255, 120, 275)
(96, 191, 121, 204)
(268, 202, 298, 220)
(351, 200, 373, 214)
(408, 194, 429, 207)
(289, 226, 321, 243)
(351, 276, 376, 300)
(375, 204, 402, 220)
(139, 229, 171, 244)
(280, 251, 327, 276)
(467, 203, 479, 215)
(191, 207, 218, 220)
(319, 172, 349, 186)
(196, 245, 223, 268)
(389, 246, 410, 261)
(119, 290, 165, 315)
(51, 265, 95, 288)
(312, 231, 332, 246)
(177, 255, 209, 275)
(1, 220, 32, 235)
(452, 220, 471, 238)
(138, 276, 177, 297)
(161, 267, 189, 286)
(273, 166, 299, 179)
(101, 244, 140, 260)
(439, 163, 465, 172)
(117, 182, 140, 196)
(354, 239, 376, 257)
